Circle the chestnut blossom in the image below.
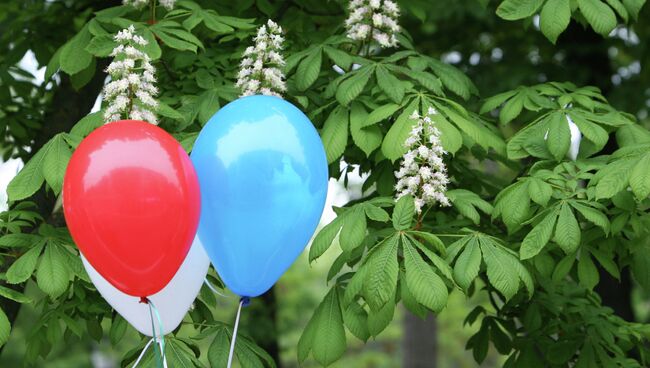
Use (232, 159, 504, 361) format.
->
(103, 25, 158, 124)
(123, 0, 176, 10)
(395, 108, 451, 213)
(345, 0, 400, 49)
(235, 20, 287, 97)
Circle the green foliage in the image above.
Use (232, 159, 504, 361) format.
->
(1, 0, 649, 366)
(497, 0, 647, 42)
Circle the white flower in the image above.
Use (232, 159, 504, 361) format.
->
(123, 0, 176, 10)
(345, 0, 400, 49)
(103, 26, 158, 125)
(394, 108, 450, 213)
(159, 0, 176, 10)
(122, 0, 148, 9)
(235, 19, 286, 97)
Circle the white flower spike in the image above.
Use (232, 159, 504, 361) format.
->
(395, 107, 451, 214)
(123, 0, 176, 10)
(235, 19, 287, 98)
(103, 25, 159, 125)
(345, 0, 400, 49)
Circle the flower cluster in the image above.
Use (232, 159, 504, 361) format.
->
(235, 20, 287, 97)
(103, 25, 158, 124)
(395, 108, 451, 213)
(122, 0, 175, 10)
(345, 0, 400, 49)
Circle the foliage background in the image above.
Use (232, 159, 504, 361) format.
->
(0, 0, 649, 367)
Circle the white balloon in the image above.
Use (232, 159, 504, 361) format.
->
(82, 238, 210, 337)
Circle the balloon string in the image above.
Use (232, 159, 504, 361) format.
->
(157, 340, 169, 368)
(131, 338, 153, 368)
(146, 298, 166, 368)
(227, 297, 248, 368)
(204, 277, 230, 298)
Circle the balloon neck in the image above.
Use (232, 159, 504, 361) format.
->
(240, 296, 251, 307)
(139, 296, 149, 304)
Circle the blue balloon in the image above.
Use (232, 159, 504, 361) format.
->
(191, 95, 329, 297)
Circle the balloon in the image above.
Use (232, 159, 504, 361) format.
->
(82, 238, 209, 336)
(63, 120, 201, 297)
(191, 95, 328, 297)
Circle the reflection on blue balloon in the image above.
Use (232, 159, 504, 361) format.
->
(191, 95, 328, 297)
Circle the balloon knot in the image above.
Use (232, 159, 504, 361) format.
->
(241, 297, 251, 307)
(139, 297, 149, 304)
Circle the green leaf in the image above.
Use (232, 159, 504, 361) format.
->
(321, 107, 349, 164)
(365, 235, 399, 310)
(409, 231, 446, 255)
(109, 315, 128, 346)
(381, 99, 419, 161)
(70, 111, 103, 137)
(499, 94, 524, 125)
(0, 285, 31, 303)
(595, 158, 635, 199)
(629, 153, 650, 200)
(481, 241, 521, 300)
(552, 254, 576, 282)
(6, 241, 45, 284)
(590, 248, 619, 280)
(569, 112, 608, 148)
(208, 327, 230, 367)
(336, 67, 373, 106)
(400, 276, 427, 318)
(428, 58, 477, 100)
(577, 251, 599, 290)
(297, 309, 317, 363)
(528, 178, 552, 206)
(0, 308, 9, 347)
(520, 210, 558, 260)
(312, 288, 346, 366)
(453, 239, 482, 291)
(546, 112, 571, 161)
(43, 134, 72, 195)
(606, 0, 629, 21)
(85, 34, 117, 57)
(324, 46, 352, 70)
(632, 245, 650, 290)
(412, 238, 453, 282)
(392, 195, 415, 230)
(37, 245, 70, 298)
(309, 218, 343, 262)
(497, 182, 531, 232)
(339, 207, 367, 252)
(376, 66, 404, 104)
(430, 112, 463, 154)
(570, 202, 610, 234)
(152, 27, 198, 52)
(496, 0, 544, 20)
(295, 48, 322, 91)
(167, 339, 203, 367)
(350, 103, 382, 156)
(60, 26, 93, 75)
(480, 91, 517, 115)
(363, 103, 400, 127)
(7, 140, 51, 201)
(555, 203, 581, 254)
(540, 0, 571, 43)
(403, 237, 448, 312)
(343, 303, 369, 342)
(367, 298, 395, 336)
(198, 90, 220, 124)
(0, 233, 41, 248)
(577, 0, 618, 36)
(623, 0, 646, 19)
(363, 204, 390, 222)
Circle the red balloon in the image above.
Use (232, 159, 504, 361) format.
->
(63, 120, 200, 297)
